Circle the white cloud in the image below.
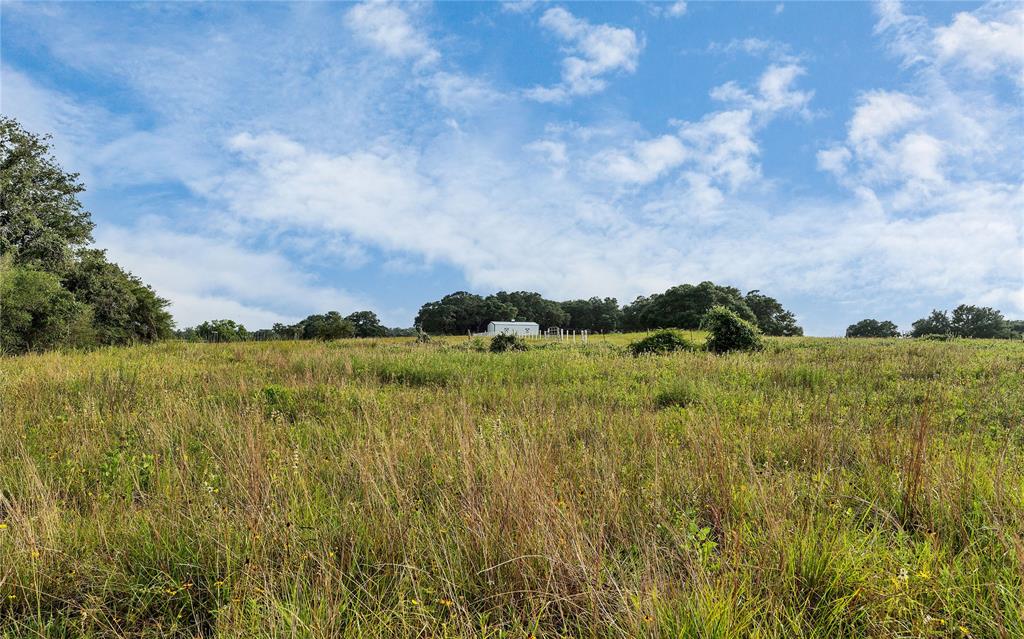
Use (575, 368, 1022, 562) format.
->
(934, 7, 1024, 84)
(598, 62, 812, 189)
(814, 2, 1023, 312)
(897, 132, 944, 183)
(501, 0, 539, 14)
(847, 91, 923, 147)
(526, 7, 642, 102)
(709, 63, 812, 116)
(600, 135, 687, 184)
(345, 1, 439, 66)
(648, 1, 687, 19)
(96, 222, 369, 328)
(816, 146, 851, 176)
(709, 37, 799, 63)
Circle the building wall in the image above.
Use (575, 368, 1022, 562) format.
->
(487, 322, 539, 336)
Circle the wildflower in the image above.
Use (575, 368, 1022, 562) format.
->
(438, 598, 453, 607)
(30, 550, 40, 559)
(410, 598, 420, 606)
(0, 523, 7, 530)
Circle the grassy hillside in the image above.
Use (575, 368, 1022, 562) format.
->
(1, 336, 1021, 637)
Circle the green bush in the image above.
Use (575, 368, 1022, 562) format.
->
(703, 305, 763, 354)
(490, 333, 528, 353)
(0, 263, 94, 354)
(629, 330, 694, 356)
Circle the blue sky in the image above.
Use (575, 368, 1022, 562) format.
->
(2, 1, 1021, 335)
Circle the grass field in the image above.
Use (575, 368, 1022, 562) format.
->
(1, 335, 1022, 637)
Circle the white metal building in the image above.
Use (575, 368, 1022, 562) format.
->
(485, 321, 540, 336)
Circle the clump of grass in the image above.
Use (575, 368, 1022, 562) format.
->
(654, 378, 701, 408)
(365, 359, 453, 386)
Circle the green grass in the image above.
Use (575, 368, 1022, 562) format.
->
(1, 335, 1022, 637)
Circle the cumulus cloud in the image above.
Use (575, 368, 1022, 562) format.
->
(709, 64, 813, 116)
(599, 63, 811, 189)
(600, 135, 687, 184)
(526, 7, 642, 102)
(934, 6, 1024, 84)
(816, 2, 1023, 309)
(345, 1, 439, 66)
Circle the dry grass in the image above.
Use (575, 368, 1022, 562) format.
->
(0, 335, 1021, 637)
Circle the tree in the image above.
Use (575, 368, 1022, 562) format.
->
(560, 297, 622, 332)
(0, 118, 173, 354)
(0, 261, 92, 354)
(623, 282, 757, 330)
(491, 291, 569, 328)
(295, 311, 354, 340)
(845, 319, 900, 338)
(1, 117, 94, 274)
(345, 311, 387, 338)
(415, 291, 517, 335)
(703, 305, 763, 354)
(62, 249, 173, 344)
(744, 290, 803, 336)
(1007, 320, 1024, 338)
(911, 310, 952, 338)
(949, 304, 1010, 338)
(195, 319, 249, 342)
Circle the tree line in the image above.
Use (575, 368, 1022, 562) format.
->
(846, 305, 1023, 339)
(1, 117, 174, 355)
(414, 283, 804, 336)
(175, 310, 415, 343)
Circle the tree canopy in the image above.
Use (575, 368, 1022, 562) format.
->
(910, 305, 1014, 339)
(846, 319, 901, 338)
(1, 118, 173, 354)
(1, 117, 94, 274)
(560, 297, 622, 332)
(623, 282, 761, 331)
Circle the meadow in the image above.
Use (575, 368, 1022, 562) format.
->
(0, 334, 1021, 638)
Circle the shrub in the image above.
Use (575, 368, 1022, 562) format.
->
(490, 333, 528, 353)
(629, 330, 695, 356)
(703, 305, 763, 354)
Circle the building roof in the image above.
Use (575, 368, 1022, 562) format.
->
(488, 321, 539, 327)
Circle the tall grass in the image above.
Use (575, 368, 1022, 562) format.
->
(0, 336, 1021, 637)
